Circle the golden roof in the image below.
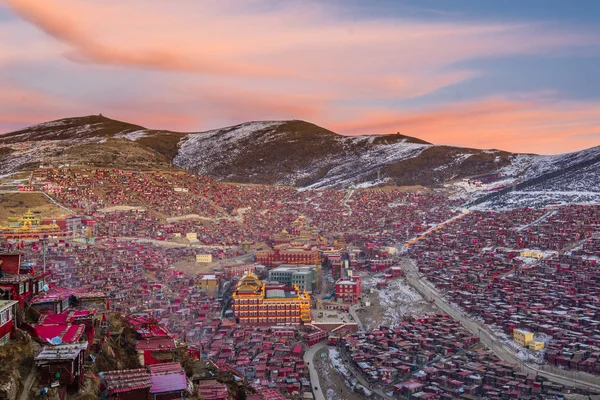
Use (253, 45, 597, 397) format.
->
(1, 210, 60, 232)
(236, 271, 263, 294)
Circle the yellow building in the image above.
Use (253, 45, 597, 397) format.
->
(529, 341, 545, 351)
(196, 274, 219, 298)
(513, 329, 534, 346)
(520, 251, 543, 259)
(0, 210, 63, 240)
(196, 254, 213, 263)
(232, 272, 311, 326)
(186, 232, 198, 241)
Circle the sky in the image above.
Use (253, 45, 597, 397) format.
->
(1, 0, 599, 154)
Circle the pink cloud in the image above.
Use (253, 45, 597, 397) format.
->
(5, 0, 591, 101)
(2, 0, 600, 154)
(330, 98, 600, 154)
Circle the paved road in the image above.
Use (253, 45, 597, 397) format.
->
(342, 189, 355, 214)
(40, 191, 76, 214)
(336, 346, 395, 400)
(402, 211, 466, 247)
(108, 236, 237, 250)
(303, 343, 327, 400)
(348, 304, 364, 331)
(18, 364, 36, 400)
(402, 258, 600, 392)
(516, 209, 557, 231)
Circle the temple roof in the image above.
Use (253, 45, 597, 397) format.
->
(236, 271, 263, 294)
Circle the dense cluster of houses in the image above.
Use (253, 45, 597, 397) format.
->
(340, 314, 479, 386)
(188, 322, 315, 397)
(408, 205, 600, 375)
(0, 246, 316, 399)
(16, 239, 226, 343)
(394, 347, 595, 399)
(340, 315, 599, 399)
(35, 168, 461, 245)
(0, 166, 593, 399)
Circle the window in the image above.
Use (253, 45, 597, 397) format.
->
(0, 310, 8, 325)
(19, 283, 24, 295)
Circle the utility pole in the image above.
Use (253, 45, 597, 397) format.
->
(43, 237, 47, 274)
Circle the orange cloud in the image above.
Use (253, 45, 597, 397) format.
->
(4, 0, 281, 77)
(5, 0, 591, 101)
(3, 0, 600, 154)
(331, 98, 600, 154)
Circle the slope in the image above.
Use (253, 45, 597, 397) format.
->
(468, 146, 600, 209)
(2, 115, 599, 193)
(174, 120, 509, 188)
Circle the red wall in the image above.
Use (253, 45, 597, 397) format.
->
(0, 254, 21, 275)
(0, 319, 14, 340)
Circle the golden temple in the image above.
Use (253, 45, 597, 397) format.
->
(0, 210, 62, 240)
(232, 271, 312, 325)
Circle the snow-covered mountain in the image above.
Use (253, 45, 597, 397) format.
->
(1, 115, 599, 197)
(470, 146, 600, 210)
(174, 120, 435, 188)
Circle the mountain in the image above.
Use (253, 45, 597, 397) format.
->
(174, 120, 436, 188)
(1, 115, 599, 197)
(469, 146, 600, 210)
(0, 115, 183, 171)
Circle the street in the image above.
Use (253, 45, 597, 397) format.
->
(303, 343, 327, 400)
(402, 258, 600, 392)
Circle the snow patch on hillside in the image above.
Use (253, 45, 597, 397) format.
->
(0, 138, 99, 174)
(302, 141, 428, 189)
(175, 121, 430, 189)
(434, 153, 473, 172)
(115, 130, 149, 141)
(473, 147, 600, 210)
(174, 121, 284, 171)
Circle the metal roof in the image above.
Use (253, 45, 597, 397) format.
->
(34, 342, 88, 361)
(150, 372, 187, 394)
(0, 300, 18, 312)
(102, 368, 152, 394)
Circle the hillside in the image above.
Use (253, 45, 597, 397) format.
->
(0, 115, 145, 142)
(1, 115, 599, 194)
(174, 120, 437, 188)
(0, 115, 181, 172)
(469, 146, 600, 210)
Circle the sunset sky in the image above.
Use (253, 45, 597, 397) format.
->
(1, 0, 599, 154)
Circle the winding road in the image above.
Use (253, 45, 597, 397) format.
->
(402, 258, 600, 392)
(303, 343, 327, 400)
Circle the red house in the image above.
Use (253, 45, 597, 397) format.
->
(137, 338, 177, 366)
(335, 276, 361, 303)
(305, 329, 328, 346)
(0, 253, 49, 306)
(148, 362, 188, 400)
(255, 246, 318, 268)
(101, 368, 152, 400)
(0, 253, 22, 275)
(0, 300, 18, 345)
(35, 343, 88, 393)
